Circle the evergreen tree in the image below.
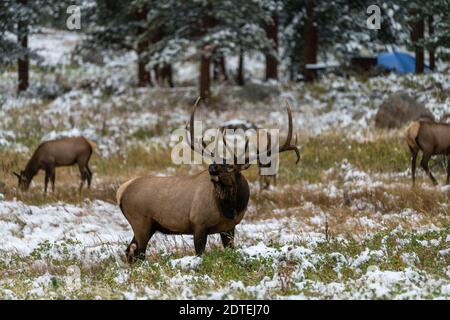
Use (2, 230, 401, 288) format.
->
(142, 0, 273, 99)
(282, 0, 403, 81)
(260, 0, 283, 81)
(81, 0, 156, 86)
(388, 0, 450, 72)
(0, 0, 70, 93)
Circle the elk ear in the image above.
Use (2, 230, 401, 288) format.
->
(13, 172, 20, 178)
(239, 163, 251, 171)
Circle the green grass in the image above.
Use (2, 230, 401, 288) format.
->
(0, 228, 448, 299)
(2, 131, 448, 205)
(277, 133, 411, 184)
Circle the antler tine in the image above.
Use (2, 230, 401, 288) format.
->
(279, 100, 293, 151)
(244, 136, 249, 162)
(277, 101, 300, 164)
(220, 128, 237, 163)
(213, 129, 221, 160)
(240, 101, 300, 165)
(238, 134, 250, 165)
(187, 96, 214, 160)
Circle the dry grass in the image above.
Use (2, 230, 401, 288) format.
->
(1, 130, 449, 240)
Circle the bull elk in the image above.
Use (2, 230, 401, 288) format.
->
(117, 98, 300, 262)
(13, 137, 95, 193)
(406, 120, 450, 185)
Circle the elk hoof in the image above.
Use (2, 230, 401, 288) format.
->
(126, 243, 137, 264)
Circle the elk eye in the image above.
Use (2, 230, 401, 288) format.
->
(226, 165, 234, 172)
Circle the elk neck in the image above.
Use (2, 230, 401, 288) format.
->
(23, 151, 41, 181)
(213, 171, 249, 219)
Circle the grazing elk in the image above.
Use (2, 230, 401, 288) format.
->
(406, 120, 450, 185)
(117, 98, 300, 262)
(13, 137, 95, 193)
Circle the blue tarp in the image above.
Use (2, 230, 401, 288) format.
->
(377, 51, 430, 74)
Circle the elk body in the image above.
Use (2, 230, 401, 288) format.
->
(117, 99, 300, 262)
(406, 120, 450, 185)
(13, 137, 95, 193)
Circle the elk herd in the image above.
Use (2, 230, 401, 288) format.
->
(7, 97, 450, 262)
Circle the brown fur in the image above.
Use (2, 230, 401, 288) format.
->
(119, 168, 249, 262)
(13, 136, 94, 193)
(84, 138, 97, 152)
(117, 177, 139, 205)
(119, 97, 300, 263)
(406, 121, 450, 185)
(406, 121, 421, 151)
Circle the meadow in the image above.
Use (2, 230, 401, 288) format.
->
(0, 30, 449, 299)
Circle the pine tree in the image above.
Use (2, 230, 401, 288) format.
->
(143, 0, 273, 99)
(0, 0, 63, 93)
(282, 1, 415, 80)
(81, 0, 147, 85)
(389, 0, 450, 72)
(282, 0, 361, 81)
(260, 0, 283, 81)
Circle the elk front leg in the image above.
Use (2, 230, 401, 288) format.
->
(50, 167, 56, 193)
(44, 169, 50, 194)
(194, 227, 208, 256)
(220, 228, 235, 249)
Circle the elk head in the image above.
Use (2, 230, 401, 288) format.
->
(186, 97, 300, 196)
(13, 171, 31, 191)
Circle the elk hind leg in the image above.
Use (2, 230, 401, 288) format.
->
(127, 221, 154, 264)
(420, 153, 438, 185)
(86, 165, 93, 189)
(78, 164, 88, 192)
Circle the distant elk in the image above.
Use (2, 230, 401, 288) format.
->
(13, 137, 96, 193)
(220, 121, 300, 190)
(406, 117, 450, 186)
(117, 98, 300, 262)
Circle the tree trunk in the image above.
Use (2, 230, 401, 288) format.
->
(410, 14, 424, 74)
(200, 54, 211, 99)
(265, 14, 278, 81)
(135, 6, 151, 87)
(137, 42, 151, 87)
(17, 0, 29, 94)
(303, 0, 318, 82)
(161, 64, 174, 88)
(213, 55, 228, 81)
(428, 15, 435, 71)
(236, 49, 245, 86)
(154, 65, 160, 85)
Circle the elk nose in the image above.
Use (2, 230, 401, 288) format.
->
(209, 164, 219, 175)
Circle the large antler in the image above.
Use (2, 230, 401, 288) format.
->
(242, 101, 300, 164)
(278, 101, 300, 164)
(185, 97, 214, 161)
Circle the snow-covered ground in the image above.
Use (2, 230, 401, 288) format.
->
(0, 163, 448, 299)
(1, 29, 450, 155)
